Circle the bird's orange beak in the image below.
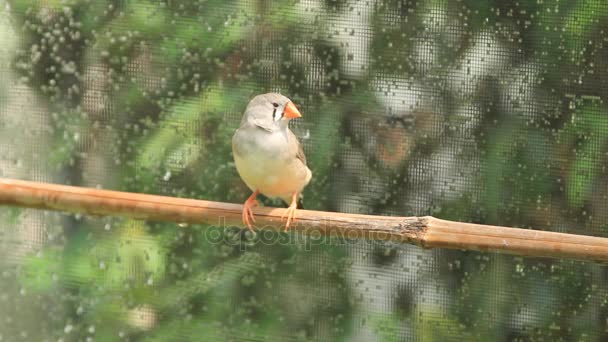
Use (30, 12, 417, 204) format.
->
(283, 101, 302, 119)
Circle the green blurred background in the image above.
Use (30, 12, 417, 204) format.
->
(1, 0, 608, 340)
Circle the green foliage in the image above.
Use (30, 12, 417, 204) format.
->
(559, 101, 608, 207)
(4, 0, 608, 340)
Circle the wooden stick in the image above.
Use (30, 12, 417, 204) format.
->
(0, 178, 607, 263)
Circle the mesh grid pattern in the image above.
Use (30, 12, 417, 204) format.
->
(1, 0, 608, 340)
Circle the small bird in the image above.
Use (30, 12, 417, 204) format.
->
(232, 93, 312, 231)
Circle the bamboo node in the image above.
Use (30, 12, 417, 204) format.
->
(393, 217, 427, 245)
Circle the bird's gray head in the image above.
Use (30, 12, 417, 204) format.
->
(241, 93, 302, 131)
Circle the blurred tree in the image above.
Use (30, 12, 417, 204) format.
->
(1, 0, 608, 340)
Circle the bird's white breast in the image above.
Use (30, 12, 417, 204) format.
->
(232, 126, 310, 201)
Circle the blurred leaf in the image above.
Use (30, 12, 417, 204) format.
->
(134, 85, 248, 189)
(20, 248, 62, 292)
(560, 102, 608, 207)
(415, 307, 468, 341)
(156, 252, 264, 311)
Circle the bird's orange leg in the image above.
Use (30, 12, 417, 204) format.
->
(281, 192, 299, 232)
(242, 190, 259, 231)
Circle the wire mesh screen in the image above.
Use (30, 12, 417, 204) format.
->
(1, 0, 608, 340)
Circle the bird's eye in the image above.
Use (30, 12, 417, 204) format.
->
(272, 102, 279, 108)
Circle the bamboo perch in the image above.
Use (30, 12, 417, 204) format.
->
(0, 178, 607, 263)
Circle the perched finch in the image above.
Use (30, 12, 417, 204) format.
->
(232, 93, 312, 231)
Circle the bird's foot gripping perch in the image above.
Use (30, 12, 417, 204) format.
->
(281, 192, 299, 232)
(242, 190, 259, 231)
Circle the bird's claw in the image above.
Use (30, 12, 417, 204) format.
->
(281, 204, 298, 232)
(242, 198, 259, 231)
